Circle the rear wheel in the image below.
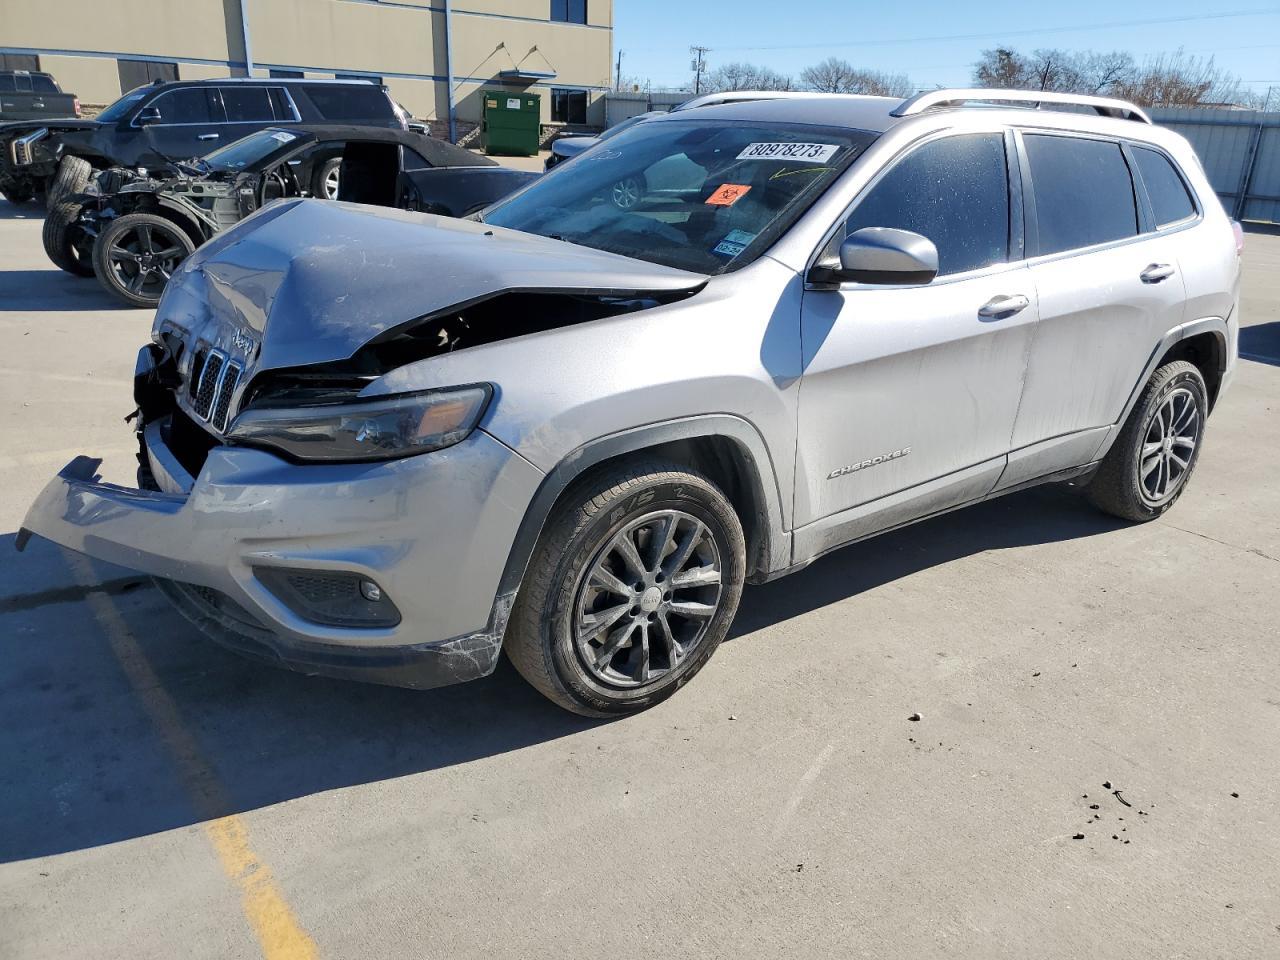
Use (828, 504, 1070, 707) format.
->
(312, 158, 342, 199)
(505, 461, 746, 717)
(1086, 360, 1208, 522)
(46, 155, 92, 209)
(41, 200, 95, 276)
(92, 212, 195, 308)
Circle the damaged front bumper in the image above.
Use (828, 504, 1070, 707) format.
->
(19, 422, 543, 690)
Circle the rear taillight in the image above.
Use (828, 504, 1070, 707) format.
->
(1231, 220, 1245, 255)
(73, 97, 81, 117)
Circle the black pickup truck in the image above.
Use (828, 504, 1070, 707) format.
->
(1, 77, 406, 204)
(0, 71, 79, 124)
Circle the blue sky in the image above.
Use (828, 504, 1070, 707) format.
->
(612, 1, 1280, 100)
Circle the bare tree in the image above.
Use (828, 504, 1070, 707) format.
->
(801, 57, 913, 97)
(702, 62, 795, 93)
(973, 45, 1259, 107)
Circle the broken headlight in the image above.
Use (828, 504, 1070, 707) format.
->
(226, 385, 491, 462)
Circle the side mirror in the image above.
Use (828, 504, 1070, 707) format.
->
(135, 106, 162, 126)
(810, 227, 939, 286)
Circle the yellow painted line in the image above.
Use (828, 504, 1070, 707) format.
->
(68, 554, 319, 960)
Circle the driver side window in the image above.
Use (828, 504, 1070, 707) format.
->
(842, 133, 1010, 276)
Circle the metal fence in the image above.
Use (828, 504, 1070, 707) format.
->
(1150, 107, 1280, 224)
(604, 91, 690, 127)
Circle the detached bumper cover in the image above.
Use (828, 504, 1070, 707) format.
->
(20, 428, 544, 689)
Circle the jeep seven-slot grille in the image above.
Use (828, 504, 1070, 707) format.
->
(186, 347, 241, 431)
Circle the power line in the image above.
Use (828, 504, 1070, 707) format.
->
(713, 7, 1280, 52)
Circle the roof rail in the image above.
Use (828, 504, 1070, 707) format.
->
(891, 88, 1151, 123)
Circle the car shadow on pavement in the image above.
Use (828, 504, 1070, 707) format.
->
(0, 482, 1125, 863)
(1238, 321, 1280, 367)
(0, 269, 136, 312)
(0, 201, 42, 221)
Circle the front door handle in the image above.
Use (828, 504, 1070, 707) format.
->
(1140, 263, 1176, 283)
(977, 294, 1030, 319)
(197, 133, 220, 141)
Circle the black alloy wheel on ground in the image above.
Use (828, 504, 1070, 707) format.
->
(1086, 360, 1209, 522)
(92, 212, 196, 308)
(506, 460, 746, 717)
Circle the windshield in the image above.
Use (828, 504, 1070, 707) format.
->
(203, 129, 303, 170)
(96, 91, 147, 123)
(484, 119, 876, 274)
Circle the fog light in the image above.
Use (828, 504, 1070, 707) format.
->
(253, 568, 400, 627)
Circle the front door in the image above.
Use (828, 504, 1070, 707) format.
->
(794, 131, 1037, 557)
(140, 87, 225, 163)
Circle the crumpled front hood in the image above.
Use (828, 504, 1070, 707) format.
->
(157, 198, 706, 372)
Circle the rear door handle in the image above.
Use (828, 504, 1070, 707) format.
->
(197, 133, 220, 141)
(1140, 263, 1175, 283)
(977, 294, 1030, 319)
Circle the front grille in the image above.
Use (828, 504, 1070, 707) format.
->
(187, 347, 241, 431)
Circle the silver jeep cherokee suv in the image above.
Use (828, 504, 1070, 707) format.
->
(21, 89, 1241, 716)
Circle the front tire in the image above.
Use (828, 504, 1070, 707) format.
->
(1086, 360, 1208, 522)
(506, 462, 746, 717)
(46, 155, 92, 209)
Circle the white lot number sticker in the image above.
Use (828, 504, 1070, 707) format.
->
(737, 142, 838, 163)
(270, 131, 296, 143)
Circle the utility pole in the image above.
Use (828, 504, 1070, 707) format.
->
(444, 0, 457, 143)
(690, 45, 710, 95)
(615, 49, 624, 91)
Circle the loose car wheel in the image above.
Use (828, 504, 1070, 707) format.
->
(92, 212, 195, 308)
(41, 200, 95, 276)
(506, 461, 746, 717)
(1086, 360, 1208, 522)
(46, 155, 92, 209)
(312, 158, 342, 199)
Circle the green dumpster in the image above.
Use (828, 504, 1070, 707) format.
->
(481, 91, 541, 157)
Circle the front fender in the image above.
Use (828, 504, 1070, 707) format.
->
(489, 415, 792, 604)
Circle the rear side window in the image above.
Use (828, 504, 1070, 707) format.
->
(302, 85, 394, 121)
(844, 133, 1010, 276)
(32, 75, 57, 93)
(151, 88, 220, 124)
(1133, 147, 1195, 228)
(220, 86, 275, 122)
(1025, 135, 1137, 255)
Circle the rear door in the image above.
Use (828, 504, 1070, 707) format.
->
(793, 131, 1038, 551)
(1008, 132, 1187, 476)
(217, 85, 294, 151)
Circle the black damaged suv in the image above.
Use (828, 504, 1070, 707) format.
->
(1, 77, 406, 206)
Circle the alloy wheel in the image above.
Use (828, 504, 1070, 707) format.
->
(106, 222, 187, 298)
(610, 176, 642, 209)
(1139, 386, 1200, 505)
(323, 166, 341, 200)
(573, 509, 723, 688)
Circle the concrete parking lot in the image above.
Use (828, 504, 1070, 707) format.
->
(1, 199, 1278, 960)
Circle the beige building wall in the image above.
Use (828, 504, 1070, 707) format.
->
(2, 0, 612, 125)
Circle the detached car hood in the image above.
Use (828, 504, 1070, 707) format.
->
(158, 198, 707, 372)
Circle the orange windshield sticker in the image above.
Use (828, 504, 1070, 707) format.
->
(706, 183, 751, 206)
